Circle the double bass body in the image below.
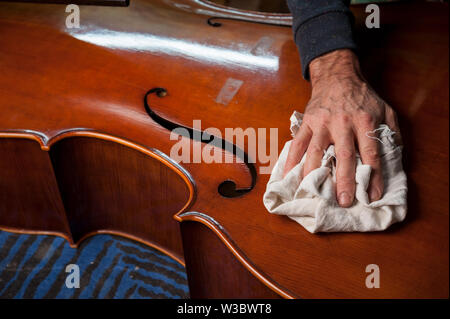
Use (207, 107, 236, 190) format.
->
(0, 0, 448, 298)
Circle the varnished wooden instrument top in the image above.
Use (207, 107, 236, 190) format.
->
(0, 0, 448, 298)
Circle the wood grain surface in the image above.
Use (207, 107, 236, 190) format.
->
(0, 0, 447, 298)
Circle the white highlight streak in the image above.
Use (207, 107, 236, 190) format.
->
(70, 30, 279, 71)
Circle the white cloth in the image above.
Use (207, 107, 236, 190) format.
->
(263, 111, 407, 233)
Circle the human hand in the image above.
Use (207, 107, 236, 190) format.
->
(283, 49, 401, 207)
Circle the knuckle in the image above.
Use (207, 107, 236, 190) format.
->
(357, 112, 376, 128)
(360, 81, 369, 90)
(385, 105, 395, 116)
(307, 109, 331, 128)
(316, 116, 330, 128)
(336, 148, 354, 160)
(361, 145, 380, 162)
(293, 135, 307, 148)
(302, 113, 313, 124)
(386, 107, 400, 124)
(308, 143, 324, 154)
(293, 131, 304, 142)
(336, 114, 352, 126)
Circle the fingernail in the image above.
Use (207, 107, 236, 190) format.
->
(339, 192, 352, 207)
(369, 187, 381, 202)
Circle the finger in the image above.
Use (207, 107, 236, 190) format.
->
(355, 123, 384, 202)
(385, 106, 403, 146)
(283, 125, 312, 177)
(303, 130, 330, 178)
(334, 129, 356, 207)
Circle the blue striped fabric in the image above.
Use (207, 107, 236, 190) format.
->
(0, 231, 189, 299)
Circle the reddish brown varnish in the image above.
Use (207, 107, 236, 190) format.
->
(0, 0, 448, 298)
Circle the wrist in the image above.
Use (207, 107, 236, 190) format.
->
(309, 49, 363, 88)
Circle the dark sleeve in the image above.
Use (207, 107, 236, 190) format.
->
(287, 0, 357, 79)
